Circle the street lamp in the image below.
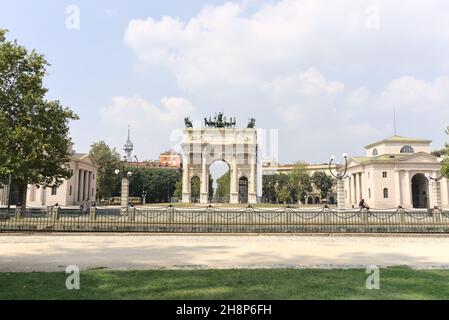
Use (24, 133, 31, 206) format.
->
(425, 158, 445, 182)
(328, 153, 350, 210)
(115, 154, 136, 211)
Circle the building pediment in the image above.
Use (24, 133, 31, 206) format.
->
(396, 152, 439, 163)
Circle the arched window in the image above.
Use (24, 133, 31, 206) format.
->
(372, 148, 379, 156)
(383, 188, 389, 199)
(400, 145, 415, 153)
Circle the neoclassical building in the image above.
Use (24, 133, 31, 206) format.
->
(26, 153, 97, 207)
(343, 135, 448, 209)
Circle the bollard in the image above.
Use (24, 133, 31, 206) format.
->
(128, 207, 135, 222)
(89, 207, 97, 221)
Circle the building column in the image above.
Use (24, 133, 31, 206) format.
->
(360, 172, 366, 200)
(354, 173, 360, 206)
(78, 169, 84, 202)
(441, 178, 449, 208)
(182, 157, 190, 203)
(200, 157, 208, 204)
(230, 158, 239, 204)
(358, 173, 363, 201)
(395, 170, 402, 207)
(87, 171, 92, 201)
(84, 171, 89, 202)
(249, 157, 257, 204)
(348, 176, 353, 206)
(404, 171, 412, 208)
(40, 186, 46, 206)
(73, 166, 79, 205)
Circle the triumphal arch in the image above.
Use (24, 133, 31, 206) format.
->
(181, 113, 258, 204)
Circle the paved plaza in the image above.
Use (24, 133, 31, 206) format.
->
(1, 234, 449, 272)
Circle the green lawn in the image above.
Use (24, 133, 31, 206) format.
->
(1, 268, 449, 300)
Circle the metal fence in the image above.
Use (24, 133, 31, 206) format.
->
(1, 206, 449, 233)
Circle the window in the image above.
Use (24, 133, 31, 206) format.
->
(400, 145, 415, 153)
(372, 148, 378, 156)
(69, 186, 72, 196)
(51, 186, 58, 196)
(383, 188, 389, 199)
(368, 188, 371, 199)
(382, 172, 387, 178)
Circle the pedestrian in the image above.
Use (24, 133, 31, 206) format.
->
(359, 199, 370, 210)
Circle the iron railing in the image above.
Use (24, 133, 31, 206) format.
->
(1, 206, 449, 233)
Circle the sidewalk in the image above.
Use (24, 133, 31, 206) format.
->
(1, 234, 449, 272)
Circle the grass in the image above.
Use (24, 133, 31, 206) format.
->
(1, 268, 449, 300)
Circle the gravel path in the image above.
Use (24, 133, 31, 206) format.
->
(1, 234, 449, 272)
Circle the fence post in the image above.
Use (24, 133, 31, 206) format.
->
(15, 206, 22, 220)
(400, 208, 406, 225)
(433, 208, 442, 224)
(52, 206, 60, 222)
(167, 205, 175, 224)
(89, 207, 97, 221)
(128, 207, 135, 222)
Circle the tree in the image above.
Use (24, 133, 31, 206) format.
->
(89, 141, 121, 201)
(0, 30, 78, 208)
(289, 162, 312, 204)
(442, 126, 449, 179)
(262, 175, 278, 203)
(311, 171, 335, 199)
(123, 167, 181, 203)
(215, 171, 230, 201)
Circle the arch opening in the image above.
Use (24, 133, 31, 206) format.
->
(190, 176, 200, 204)
(209, 160, 230, 203)
(412, 173, 429, 209)
(238, 176, 248, 204)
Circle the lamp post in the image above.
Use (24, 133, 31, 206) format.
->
(328, 153, 350, 210)
(425, 157, 445, 209)
(115, 154, 138, 211)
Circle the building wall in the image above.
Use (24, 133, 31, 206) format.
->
(26, 156, 97, 208)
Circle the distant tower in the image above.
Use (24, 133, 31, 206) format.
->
(123, 125, 134, 161)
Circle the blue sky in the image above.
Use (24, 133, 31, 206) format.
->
(1, 0, 449, 166)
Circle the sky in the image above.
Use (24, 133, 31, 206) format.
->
(1, 0, 449, 166)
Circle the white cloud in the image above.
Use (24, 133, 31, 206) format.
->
(98, 96, 195, 159)
(121, 0, 449, 162)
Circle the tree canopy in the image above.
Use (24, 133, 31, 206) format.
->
(442, 126, 449, 178)
(89, 141, 121, 200)
(311, 171, 335, 199)
(0, 29, 78, 207)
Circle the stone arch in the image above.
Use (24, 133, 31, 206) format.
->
(181, 127, 259, 204)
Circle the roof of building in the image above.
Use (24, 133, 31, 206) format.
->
(365, 135, 432, 149)
(350, 152, 436, 165)
(72, 153, 88, 160)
